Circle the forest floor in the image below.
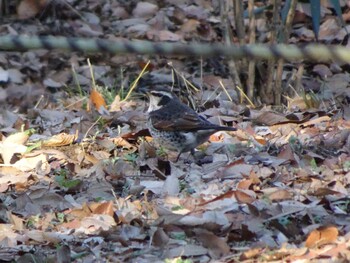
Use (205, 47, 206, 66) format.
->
(1, 0, 350, 262)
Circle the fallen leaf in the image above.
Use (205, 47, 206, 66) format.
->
(42, 132, 78, 147)
(305, 226, 338, 248)
(194, 228, 230, 258)
(90, 201, 114, 217)
(17, 0, 48, 19)
(132, 2, 158, 18)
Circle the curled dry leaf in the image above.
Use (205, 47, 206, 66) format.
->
(305, 225, 338, 248)
(113, 137, 138, 153)
(42, 133, 78, 147)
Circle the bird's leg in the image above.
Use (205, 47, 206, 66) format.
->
(175, 150, 193, 163)
(175, 152, 182, 162)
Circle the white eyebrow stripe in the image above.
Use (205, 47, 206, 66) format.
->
(151, 91, 173, 97)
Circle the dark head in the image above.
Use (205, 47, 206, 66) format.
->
(145, 88, 177, 112)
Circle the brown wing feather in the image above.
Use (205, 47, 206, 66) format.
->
(151, 111, 212, 131)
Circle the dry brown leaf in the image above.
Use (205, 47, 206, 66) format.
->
(305, 226, 338, 248)
(254, 111, 290, 126)
(91, 150, 110, 160)
(17, 0, 48, 19)
(180, 19, 200, 34)
(234, 190, 256, 204)
(240, 247, 264, 260)
(59, 219, 81, 230)
(67, 203, 93, 219)
(199, 190, 235, 206)
(25, 230, 73, 243)
(113, 137, 137, 153)
(80, 214, 116, 233)
(42, 132, 78, 147)
(220, 163, 253, 179)
(8, 213, 24, 231)
(254, 136, 268, 145)
(237, 179, 253, 190)
(90, 201, 114, 217)
(319, 18, 341, 41)
(312, 187, 340, 197)
(152, 227, 169, 247)
(147, 30, 183, 41)
(286, 96, 308, 110)
(300, 115, 331, 127)
(109, 94, 122, 112)
(209, 133, 225, 142)
(0, 224, 20, 247)
(194, 229, 230, 258)
(82, 152, 99, 164)
(278, 144, 296, 162)
(267, 189, 293, 201)
(0, 183, 8, 193)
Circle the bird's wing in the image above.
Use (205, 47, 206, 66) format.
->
(151, 111, 212, 131)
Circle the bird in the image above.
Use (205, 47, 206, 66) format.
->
(144, 87, 237, 161)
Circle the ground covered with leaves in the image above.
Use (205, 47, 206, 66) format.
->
(1, 0, 350, 262)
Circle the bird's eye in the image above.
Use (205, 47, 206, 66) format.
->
(158, 96, 171, 106)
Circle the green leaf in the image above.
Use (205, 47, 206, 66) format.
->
(281, 0, 292, 24)
(310, 0, 320, 41)
(310, 158, 317, 170)
(55, 174, 81, 189)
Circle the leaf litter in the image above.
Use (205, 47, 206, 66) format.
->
(0, 0, 350, 262)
